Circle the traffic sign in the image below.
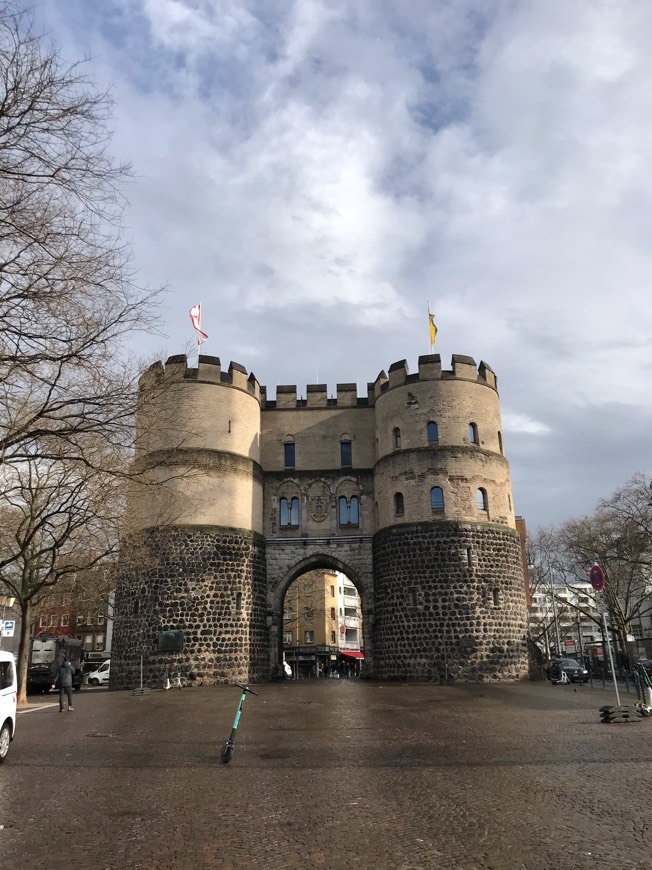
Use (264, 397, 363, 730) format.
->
(1, 620, 15, 637)
(589, 565, 605, 591)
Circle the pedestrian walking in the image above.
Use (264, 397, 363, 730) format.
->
(53, 657, 75, 712)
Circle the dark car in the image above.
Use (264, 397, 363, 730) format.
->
(637, 659, 652, 675)
(549, 658, 589, 684)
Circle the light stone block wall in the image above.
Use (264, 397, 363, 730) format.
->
(261, 407, 376, 471)
(137, 380, 261, 463)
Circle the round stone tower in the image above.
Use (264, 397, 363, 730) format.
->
(371, 354, 528, 681)
(111, 354, 269, 688)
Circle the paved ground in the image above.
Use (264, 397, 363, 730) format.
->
(1, 678, 650, 870)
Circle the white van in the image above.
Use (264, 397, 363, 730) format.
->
(0, 651, 17, 762)
(87, 659, 110, 686)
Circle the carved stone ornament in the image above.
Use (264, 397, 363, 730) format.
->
(307, 481, 330, 522)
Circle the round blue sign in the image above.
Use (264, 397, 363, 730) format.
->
(589, 565, 605, 591)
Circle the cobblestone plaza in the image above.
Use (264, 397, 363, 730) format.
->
(2, 680, 650, 869)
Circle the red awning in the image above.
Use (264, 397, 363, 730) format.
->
(339, 650, 364, 659)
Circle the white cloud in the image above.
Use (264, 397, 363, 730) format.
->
(34, 0, 652, 528)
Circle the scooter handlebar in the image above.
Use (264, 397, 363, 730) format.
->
(234, 683, 258, 695)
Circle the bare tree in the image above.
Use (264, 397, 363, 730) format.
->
(0, 443, 126, 702)
(0, 2, 162, 470)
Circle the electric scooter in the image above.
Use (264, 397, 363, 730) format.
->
(221, 683, 258, 763)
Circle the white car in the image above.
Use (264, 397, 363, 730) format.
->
(0, 650, 17, 762)
(87, 659, 110, 685)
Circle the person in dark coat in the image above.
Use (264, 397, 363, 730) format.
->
(53, 657, 75, 712)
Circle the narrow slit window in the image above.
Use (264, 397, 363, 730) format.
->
(349, 496, 359, 526)
(410, 589, 418, 607)
(393, 427, 401, 449)
(427, 421, 439, 444)
(340, 440, 352, 467)
(339, 496, 348, 526)
(394, 492, 404, 516)
(497, 431, 503, 454)
(469, 422, 478, 444)
(466, 547, 472, 567)
(492, 588, 501, 607)
(289, 497, 300, 526)
(477, 488, 488, 511)
(235, 591, 242, 612)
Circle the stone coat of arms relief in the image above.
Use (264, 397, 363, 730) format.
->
(307, 481, 330, 522)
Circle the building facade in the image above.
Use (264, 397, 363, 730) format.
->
(111, 351, 529, 687)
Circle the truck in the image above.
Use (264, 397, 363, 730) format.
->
(27, 634, 83, 693)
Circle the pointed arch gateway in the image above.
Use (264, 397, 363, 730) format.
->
(269, 551, 375, 678)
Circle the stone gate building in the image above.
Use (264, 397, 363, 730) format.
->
(111, 352, 529, 688)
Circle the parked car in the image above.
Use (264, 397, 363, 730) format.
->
(637, 659, 652, 675)
(87, 659, 110, 686)
(0, 650, 17, 762)
(549, 658, 589, 684)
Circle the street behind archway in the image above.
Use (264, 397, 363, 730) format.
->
(1, 680, 649, 869)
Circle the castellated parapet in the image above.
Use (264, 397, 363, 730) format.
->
(112, 352, 528, 688)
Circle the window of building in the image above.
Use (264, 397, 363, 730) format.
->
(427, 421, 439, 444)
(507, 494, 512, 511)
(76, 614, 84, 624)
(469, 422, 478, 444)
(283, 631, 293, 644)
(49, 614, 57, 626)
(393, 427, 401, 449)
(235, 591, 242, 612)
(498, 431, 503, 454)
(279, 496, 300, 528)
(97, 615, 105, 625)
(83, 634, 93, 651)
(304, 631, 314, 644)
(394, 492, 404, 516)
(466, 547, 473, 567)
(61, 614, 69, 627)
(95, 634, 105, 650)
(477, 488, 488, 511)
(409, 589, 418, 607)
(331, 631, 336, 644)
(133, 599, 140, 616)
(283, 607, 292, 620)
(338, 495, 360, 528)
(492, 588, 501, 607)
(331, 607, 336, 620)
(330, 585, 335, 597)
(430, 486, 444, 511)
(284, 440, 295, 468)
(340, 439, 352, 467)
(40, 616, 47, 628)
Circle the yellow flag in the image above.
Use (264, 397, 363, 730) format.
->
(429, 311, 437, 347)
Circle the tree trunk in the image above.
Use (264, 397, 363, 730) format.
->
(16, 600, 31, 705)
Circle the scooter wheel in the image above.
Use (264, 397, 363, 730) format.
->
(221, 742, 234, 764)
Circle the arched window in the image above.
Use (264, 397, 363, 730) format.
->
(394, 492, 404, 516)
(468, 422, 478, 444)
(339, 495, 360, 528)
(280, 496, 300, 528)
(393, 427, 401, 449)
(430, 486, 444, 511)
(497, 431, 503, 454)
(340, 437, 352, 467)
(477, 488, 488, 511)
(350, 496, 359, 525)
(427, 421, 438, 444)
(283, 437, 295, 468)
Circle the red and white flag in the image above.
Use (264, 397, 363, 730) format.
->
(189, 304, 208, 346)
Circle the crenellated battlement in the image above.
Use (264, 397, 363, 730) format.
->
(139, 354, 261, 400)
(139, 353, 496, 409)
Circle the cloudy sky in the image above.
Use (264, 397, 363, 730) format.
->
(34, 0, 652, 532)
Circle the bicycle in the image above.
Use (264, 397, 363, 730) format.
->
(221, 683, 258, 763)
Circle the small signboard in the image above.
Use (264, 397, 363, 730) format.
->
(589, 565, 605, 591)
(1, 620, 15, 637)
